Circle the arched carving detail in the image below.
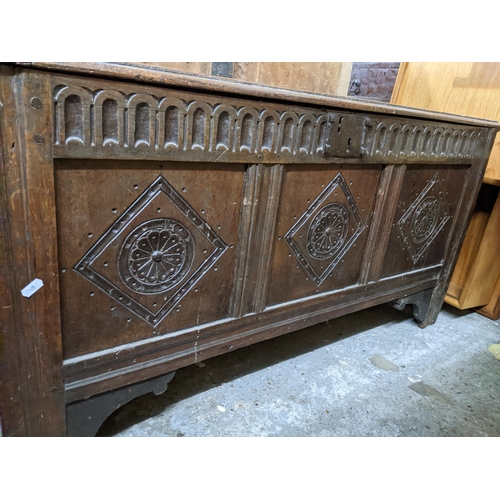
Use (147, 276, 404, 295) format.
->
(449, 129, 464, 157)
(399, 124, 414, 156)
(93, 90, 127, 107)
(313, 114, 329, 154)
(431, 127, 445, 157)
(278, 111, 299, 153)
(126, 93, 158, 147)
(374, 121, 388, 155)
(387, 121, 404, 156)
(54, 85, 92, 145)
(235, 107, 259, 153)
(456, 130, 469, 158)
(420, 127, 433, 157)
(52, 83, 485, 164)
(158, 97, 187, 149)
(440, 129, 453, 157)
(212, 104, 237, 151)
(409, 125, 424, 156)
(93, 90, 127, 146)
(297, 113, 317, 154)
(257, 110, 281, 153)
(186, 101, 212, 151)
(54, 85, 93, 104)
(464, 130, 478, 158)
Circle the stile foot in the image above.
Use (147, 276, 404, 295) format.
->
(66, 372, 176, 437)
(393, 289, 434, 327)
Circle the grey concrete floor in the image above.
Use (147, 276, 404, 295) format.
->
(97, 303, 500, 437)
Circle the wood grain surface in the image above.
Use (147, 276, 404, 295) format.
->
(138, 62, 211, 75)
(56, 160, 245, 358)
(0, 67, 66, 436)
(446, 210, 489, 302)
(457, 191, 500, 308)
(138, 62, 353, 96)
(233, 62, 352, 96)
(392, 62, 500, 182)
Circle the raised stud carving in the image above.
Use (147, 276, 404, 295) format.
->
(30, 97, 43, 109)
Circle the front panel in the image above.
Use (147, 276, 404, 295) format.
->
(380, 165, 469, 279)
(55, 160, 245, 358)
(268, 165, 382, 306)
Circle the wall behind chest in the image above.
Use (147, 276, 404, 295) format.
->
(138, 62, 353, 96)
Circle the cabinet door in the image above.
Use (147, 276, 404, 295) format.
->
(56, 160, 245, 359)
(267, 165, 382, 307)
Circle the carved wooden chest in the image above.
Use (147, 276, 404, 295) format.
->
(1, 63, 498, 436)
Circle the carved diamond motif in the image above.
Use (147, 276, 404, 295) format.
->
(74, 175, 227, 326)
(284, 173, 366, 286)
(397, 173, 450, 264)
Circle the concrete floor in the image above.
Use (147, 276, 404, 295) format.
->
(95, 303, 500, 437)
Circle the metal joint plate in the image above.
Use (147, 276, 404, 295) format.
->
(324, 113, 365, 158)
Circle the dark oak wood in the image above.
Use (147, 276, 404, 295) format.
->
(230, 163, 284, 316)
(359, 164, 406, 283)
(56, 160, 244, 358)
(1, 63, 498, 436)
(66, 371, 175, 437)
(393, 289, 433, 324)
(0, 67, 66, 436)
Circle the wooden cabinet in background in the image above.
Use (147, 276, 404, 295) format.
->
(446, 184, 500, 318)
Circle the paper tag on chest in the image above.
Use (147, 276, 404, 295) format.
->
(21, 278, 44, 298)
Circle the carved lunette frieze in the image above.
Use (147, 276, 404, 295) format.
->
(53, 85, 329, 160)
(53, 84, 488, 162)
(360, 118, 487, 160)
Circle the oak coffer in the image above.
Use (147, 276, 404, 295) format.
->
(1, 63, 498, 436)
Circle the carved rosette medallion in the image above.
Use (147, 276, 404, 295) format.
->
(397, 174, 450, 264)
(285, 173, 366, 286)
(307, 203, 349, 260)
(73, 175, 227, 326)
(411, 197, 438, 243)
(118, 219, 194, 294)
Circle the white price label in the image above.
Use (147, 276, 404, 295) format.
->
(21, 278, 44, 298)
